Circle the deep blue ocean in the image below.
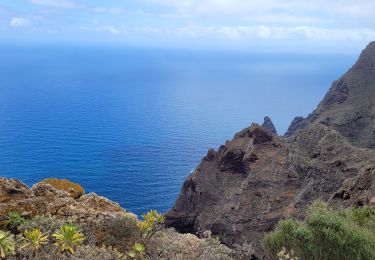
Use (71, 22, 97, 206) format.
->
(0, 45, 356, 215)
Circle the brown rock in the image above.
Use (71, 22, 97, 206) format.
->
(33, 178, 84, 199)
(0, 178, 128, 225)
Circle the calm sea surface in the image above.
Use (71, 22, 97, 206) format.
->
(0, 45, 356, 215)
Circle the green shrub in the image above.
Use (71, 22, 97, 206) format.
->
(53, 223, 85, 254)
(19, 215, 63, 235)
(0, 230, 16, 257)
(127, 243, 145, 259)
(99, 215, 140, 251)
(264, 202, 375, 260)
(137, 210, 164, 237)
(5, 211, 26, 232)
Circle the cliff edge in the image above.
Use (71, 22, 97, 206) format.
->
(166, 42, 375, 257)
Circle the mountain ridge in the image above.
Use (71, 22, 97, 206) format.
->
(165, 42, 375, 257)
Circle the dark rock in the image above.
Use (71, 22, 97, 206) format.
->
(284, 116, 304, 136)
(166, 42, 375, 257)
(261, 116, 278, 135)
(204, 148, 216, 161)
(288, 41, 375, 148)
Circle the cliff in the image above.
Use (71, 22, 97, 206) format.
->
(165, 42, 375, 257)
(285, 42, 375, 148)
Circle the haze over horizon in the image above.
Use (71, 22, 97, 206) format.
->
(0, 0, 374, 52)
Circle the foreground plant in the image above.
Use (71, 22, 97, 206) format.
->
(20, 228, 48, 251)
(5, 211, 26, 231)
(0, 230, 16, 257)
(137, 210, 164, 237)
(264, 201, 375, 260)
(127, 243, 145, 259)
(53, 223, 85, 254)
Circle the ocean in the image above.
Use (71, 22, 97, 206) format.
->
(0, 45, 356, 215)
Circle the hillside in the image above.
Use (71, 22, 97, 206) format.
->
(165, 42, 375, 257)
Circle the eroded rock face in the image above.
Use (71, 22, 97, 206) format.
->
(0, 178, 130, 224)
(166, 42, 375, 257)
(261, 116, 278, 135)
(166, 123, 375, 253)
(293, 41, 375, 149)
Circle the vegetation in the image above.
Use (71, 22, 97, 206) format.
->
(52, 223, 85, 254)
(20, 228, 48, 251)
(137, 210, 165, 237)
(5, 212, 26, 232)
(0, 209, 236, 259)
(264, 201, 375, 260)
(127, 243, 145, 259)
(99, 214, 140, 251)
(0, 230, 15, 258)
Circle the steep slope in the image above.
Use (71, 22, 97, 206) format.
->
(285, 41, 375, 148)
(166, 42, 375, 256)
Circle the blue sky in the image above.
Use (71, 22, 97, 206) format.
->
(1, 0, 374, 51)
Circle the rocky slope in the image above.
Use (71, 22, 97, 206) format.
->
(0, 178, 236, 259)
(165, 42, 375, 257)
(284, 42, 375, 148)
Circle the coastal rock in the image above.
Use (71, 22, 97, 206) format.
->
(33, 178, 84, 199)
(0, 178, 33, 203)
(261, 116, 278, 135)
(0, 178, 128, 223)
(166, 42, 375, 257)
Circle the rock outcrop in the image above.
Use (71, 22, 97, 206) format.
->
(284, 116, 304, 136)
(261, 116, 278, 135)
(166, 42, 375, 257)
(0, 178, 129, 223)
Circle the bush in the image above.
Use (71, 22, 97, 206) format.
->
(5, 211, 26, 232)
(98, 215, 140, 252)
(264, 202, 375, 260)
(137, 210, 164, 238)
(19, 215, 64, 235)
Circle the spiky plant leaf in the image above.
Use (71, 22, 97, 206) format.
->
(52, 223, 84, 254)
(21, 228, 48, 251)
(0, 230, 15, 257)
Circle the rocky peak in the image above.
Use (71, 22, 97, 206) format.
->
(284, 116, 304, 136)
(287, 42, 375, 148)
(261, 116, 278, 135)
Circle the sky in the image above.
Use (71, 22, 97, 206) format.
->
(0, 0, 374, 51)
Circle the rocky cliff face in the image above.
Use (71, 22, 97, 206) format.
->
(286, 42, 375, 148)
(166, 42, 375, 256)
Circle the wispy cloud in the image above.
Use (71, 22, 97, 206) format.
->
(27, 0, 78, 9)
(2, 0, 374, 48)
(9, 17, 31, 28)
(132, 25, 375, 41)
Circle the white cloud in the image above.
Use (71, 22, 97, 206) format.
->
(27, 0, 78, 9)
(9, 17, 31, 28)
(141, 0, 375, 27)
(129, 25, 375, 41)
